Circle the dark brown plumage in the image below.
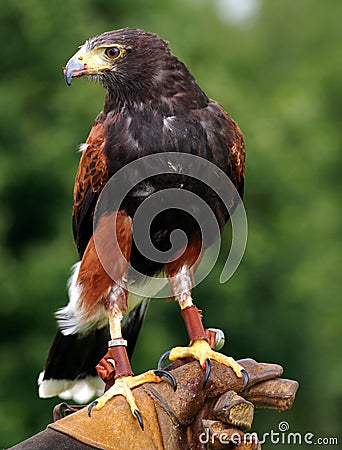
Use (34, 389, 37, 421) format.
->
(39, 28, 246, 410)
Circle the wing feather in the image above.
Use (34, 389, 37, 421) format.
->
(72, 121, 108, 257)
(211, 101, 245, 197)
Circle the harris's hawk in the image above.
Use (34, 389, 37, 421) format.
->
(38, 28, 246, 427)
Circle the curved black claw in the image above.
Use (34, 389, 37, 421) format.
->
(157, 349, 171, 370)
(87, 401, 98, 417)
(134, 408, 144, 430)
(154, 369, 177, 391)
(240, 368, 249, 392)
(203, 358, 211, 389)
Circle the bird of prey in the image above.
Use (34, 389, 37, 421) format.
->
(38, 28, 246, 428)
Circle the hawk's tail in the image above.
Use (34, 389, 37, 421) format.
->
(38, 299, 150, 403)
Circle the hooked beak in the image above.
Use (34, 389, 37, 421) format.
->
(63, 55, 87, 86)
(63, 46, 111, 86)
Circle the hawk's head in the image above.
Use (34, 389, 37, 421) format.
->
(63, 28, 206, 107)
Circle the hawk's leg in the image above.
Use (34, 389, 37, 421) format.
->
(89, 285, 176, 429)
(89, 293, 164, 429)
(164, 235, 248, 390)
(88, 212, 175, 429)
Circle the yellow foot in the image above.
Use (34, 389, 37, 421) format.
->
(169, 339, 247, 388)
(88, 369, 176, 430)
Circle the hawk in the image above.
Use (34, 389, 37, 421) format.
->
(38, 28, 247, 428)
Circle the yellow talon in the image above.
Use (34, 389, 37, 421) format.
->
(169, 339, 244, 378)
(89, 370, 162, 418)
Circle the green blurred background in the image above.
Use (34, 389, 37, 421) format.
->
(0, 0, 341, 448)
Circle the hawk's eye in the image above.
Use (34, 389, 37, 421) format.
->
(105, 47, 121, 59)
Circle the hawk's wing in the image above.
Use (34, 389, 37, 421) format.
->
(218, 103, 245, 198)
(72, 121, 108, 258)
(207, 100, 245, 198)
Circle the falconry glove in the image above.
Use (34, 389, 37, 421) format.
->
(12, 358, 298, 450)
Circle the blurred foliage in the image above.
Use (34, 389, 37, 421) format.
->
(0, 0, 341, 448)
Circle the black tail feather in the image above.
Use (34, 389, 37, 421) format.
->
(43, 327, 109, 381)
(41, 299, 150, 383)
